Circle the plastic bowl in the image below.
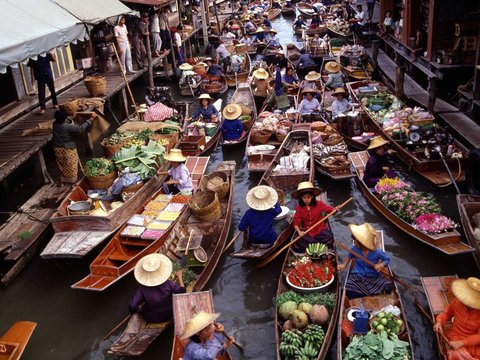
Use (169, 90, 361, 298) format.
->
(274, 206, 290, 221)
(285, 273, 335, 294)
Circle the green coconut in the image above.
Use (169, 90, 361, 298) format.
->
(290, 310, 309, 329)
(279, 301, 297, 320)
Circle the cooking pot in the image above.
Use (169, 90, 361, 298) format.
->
(68, 201, 93, 215)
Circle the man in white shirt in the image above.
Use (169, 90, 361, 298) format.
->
(114, 16, 135, 74)
(349, 4, 365, 34)
(215, 41, 231, 71)
(151, 11, 161, 56)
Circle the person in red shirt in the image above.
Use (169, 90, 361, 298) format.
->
(434, 277, 480, 359)
(292, 181, 337, 253)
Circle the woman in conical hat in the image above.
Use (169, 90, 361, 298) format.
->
(331, 87, 352, 120)
(181, 311, 234, 360)
(254, 26, 266, 43)
(434, 277, 480, 359)
(363, 136, 397, 188)
(129, 254, 186, 323)
(220, 104, 243, 141)
(292, 181, 336, 254)
(252, 68, 273, 113)
(238, 185, 282, 248)
(191, 94, 218, 122)
(157, 149, 193, 195)
(324, 61, 345, 90)
(337, 223, 393, 299)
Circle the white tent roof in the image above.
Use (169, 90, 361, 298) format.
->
(53, 0, 136, 25)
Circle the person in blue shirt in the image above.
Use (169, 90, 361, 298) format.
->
(293, 15, 306, 30)
(254, 27, 266, 43)
(262, 14, 271, 29)
(337, 223, 393, 299)
(221, 104, 243, 140)
(309, 13, 322, 28)
(205, 58, 223, 81)
(282, 66, 299, 92)
(266, 29, 281, 49)
(238, 185, 282, 248)
(297, 49, 316, 70)
(191, 94, 218, 122)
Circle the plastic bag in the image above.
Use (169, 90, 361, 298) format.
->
(110, 168, 142, 195)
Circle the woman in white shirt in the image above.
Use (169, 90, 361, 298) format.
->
(114, 17, 135, 74)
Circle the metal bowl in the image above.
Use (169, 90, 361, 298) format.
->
(67, 201, 93, 215)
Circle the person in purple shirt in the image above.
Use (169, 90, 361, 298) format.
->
(221, 104, 243, 141)
(363, 136, 397, 188)
(238, 185, 282, 248)
(129, 253, 186, 323)
(337, 223, 393, 299)
(157, 149, 193, 194)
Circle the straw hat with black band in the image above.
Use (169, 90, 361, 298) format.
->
(223, 104, 242, 120)
(292, 181, 323, 199)
(179, 63, 193, 71)
(269, 29, 277, 34)
(246, 185, 278, 211)
(196, 62, 208, 68)
(349, 223, 377, 251)
(181, 311, 221, 339)
(255, 26, 266, 33)
(367, 136, 389, 150)
(301, 88, 318, 95)
(332, 87, 346, 96)
(304, 71, 321, 81)
(325, 61, 340, 73)
(164, 149, 187, 163)
(198, 94, 213, 103)
(253, 68, 269, 80)
(451, 277, 480, 310)
(134, 253, 173, 287)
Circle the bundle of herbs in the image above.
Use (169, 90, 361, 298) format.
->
(85, 158, 115, 177)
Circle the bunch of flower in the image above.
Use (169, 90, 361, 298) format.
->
(287, 256, 335, 288)
(374, 177, 409, 194)
(415, 214, 457, 235)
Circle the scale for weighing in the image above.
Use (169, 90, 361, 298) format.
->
(176, 235, 207, 268)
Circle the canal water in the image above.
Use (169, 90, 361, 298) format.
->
(0, 14, 478, 360)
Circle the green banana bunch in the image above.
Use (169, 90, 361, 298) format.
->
(306, 243, 328, 257)
(295, 341, 318, 360)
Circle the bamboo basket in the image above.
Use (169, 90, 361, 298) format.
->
(201, 171, 230, 199)
(188, 190, 221, 221)
(85, 170, 117, 190)
(276, 132, 287, 143)
(252, 130, 273, 144)
(84, 76, 107, 97)
(275, 188, 285, 206)
(60, 99, 78, 116)
(101, 137, 134, 158)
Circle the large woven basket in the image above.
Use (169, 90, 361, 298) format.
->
(85, 170, 117, 190)
(84, 76, 107, 97)
(188, 190, 221, 221)
(201, 171, 229, 199)
(101, 137, 134, 158)
(60, 99, 78, 116)
(252, 130, 272, 145)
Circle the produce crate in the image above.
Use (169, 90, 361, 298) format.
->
(179, 135, 206, 156)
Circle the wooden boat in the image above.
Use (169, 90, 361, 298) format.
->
(71, 157, 210, 291)
(296, 2, 316, 18)
(456, 194, 480, 269)
(348, 150, 473, 255)
(337, 230, 415, 359)
(266, 7, 283, 21)
(222, 83, 257, 147)
(342, 60, 373, 81)
(199, 76, 228, 95)
(421, 275, 458, 360)
(347, 80, 469, 186)
(293, 23, 328, 37)
(171, 290, 231, 360)
(225, 52, 251, 88)
(108, 161, 235, 356)
(232, 124, 314, 259)
(275, 225, 340, 359)
(0, 321, 36, 360)
(305, 38, 329, 60)
(179, 99, 223, 156)
(281, 3, 296, 16)
(314, 131, 354, 181)
(286, 43, 302, 67)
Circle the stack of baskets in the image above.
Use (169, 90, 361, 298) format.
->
(84, 76, 107, 97)
(201, 171, 229, 199)
(188, 190, 221, 221)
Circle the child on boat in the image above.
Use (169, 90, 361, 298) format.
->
(363, 136, 397, 188)
(337, 223, 393, 299)
(434, 277, 480, 359)
(238, 185, 282, 248)
(292, 181, 336, 253)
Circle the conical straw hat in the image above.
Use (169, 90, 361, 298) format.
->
(253, 68, 269, 80)
(164, 149, 187, 162)
(179, 63, 193, 71)
(181, 311, 221, 339)
(223, 104, 242, 120)
(246, 185, 278, 210)
(451, 277, 480, 310)
(134, 253, 172, 287)
(198, 94, 213, 102)
(349, 223, 377, 251)
(325, 61, 340, 73)
(367, 136, 389, 150)
(305, 71, 321, 81)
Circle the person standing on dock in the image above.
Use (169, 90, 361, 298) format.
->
(27, 52, 59, 115)
(150, 10, 162, 57)
(52, 109, 96, 184)
(171, 26, 185, 66)
(133, 13, 149, 69)
(114, 16, 135, 74)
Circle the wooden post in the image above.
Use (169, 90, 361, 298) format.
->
(33, 149, 53, 184)
(395, 65, 405, 100)
(372, 39, 380, 69)
(163, 56, 171, 81)
(145, 32, 154, 89)
(119, 88, 130, 119)
(427, 77, 437, 113)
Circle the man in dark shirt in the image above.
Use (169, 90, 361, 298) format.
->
(27, 52, 59, 115)
(297, 49, 316, 69)
(133, 13, 149, 69)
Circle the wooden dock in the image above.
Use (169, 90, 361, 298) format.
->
(369, 47, 480, 149)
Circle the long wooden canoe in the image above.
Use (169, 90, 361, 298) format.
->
(346, 80, 469, 187)
(0, 321, 36, 360)
(421, 275, 458, 360)
(222, 83, 257, 147)
(225, 52, 251, 88)
(275, 225, 340, 359)
(199, 76, 228, 95)
(107, 161, 235, 356)
(171, 290, 231, 360)
(349, 151, 473, 255)
(232, 124, 314, 259)
(267, 8, 283, 21)
(296, 2, 315, 18)
(456, 194, 480, 269)
(343, 61, 374, 81)
(180, 99, 223, 157)
(71, 157, 210, 291)
(337, 231, 415, 359)
(281, 4, 296, 16)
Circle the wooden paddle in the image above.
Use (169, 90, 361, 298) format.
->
(185, 230, 194, 256)
(223, 231, 242, 255)
(255, 197, 353, 269)
(221, 330, 244, 352)
(414, 299, 451, 348)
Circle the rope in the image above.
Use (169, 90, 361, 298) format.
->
(437, 156, 462, 188)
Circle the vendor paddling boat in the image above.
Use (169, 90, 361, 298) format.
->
(224, 51, 251, 87)
(349, 151, 473, 255)
(107, 161, 235, 356)
(456, 194, 480, 269)
(232, 124, 314, 259)
(71, 157, 210, 291)
(337, 230, 415, 359)
(421, 275, 458, 360)
(0, 321, 36, 360)
(346, 80, 469, 187)
(222, 83, 257, 147)
(338, 45, 373, 81)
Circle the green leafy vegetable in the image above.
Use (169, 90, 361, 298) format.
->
(276, 291, 304, 307)
(343, 331, 411, 360)
(171, 262, 197, 286)
(85, 158, 115, 177)
(113, 140, 165, 179)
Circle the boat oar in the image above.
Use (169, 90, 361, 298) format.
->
(437, 150, 461, 194)
(255, 197, 353, 269)
(221, 330, 244, 352)
(185, 230, 194, 256)
(414, 299, 452, 349)
(223, 231, 242, 255)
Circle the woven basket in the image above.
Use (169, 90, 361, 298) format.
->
(60, 99, 78, 116)
(252, 130, 272, 145)
(275, 188, 285, 206)
(84, 76, 106, 97)
(188, 190, 221, 221)
(201, 171, 230, 199)
(311, 121, 327, 132)
(276, 132, 287, 143)
(101, 137, 134, 158)
(85, 170, 117, 190)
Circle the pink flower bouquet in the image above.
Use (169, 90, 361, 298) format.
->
(415, 214, 457, 235)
